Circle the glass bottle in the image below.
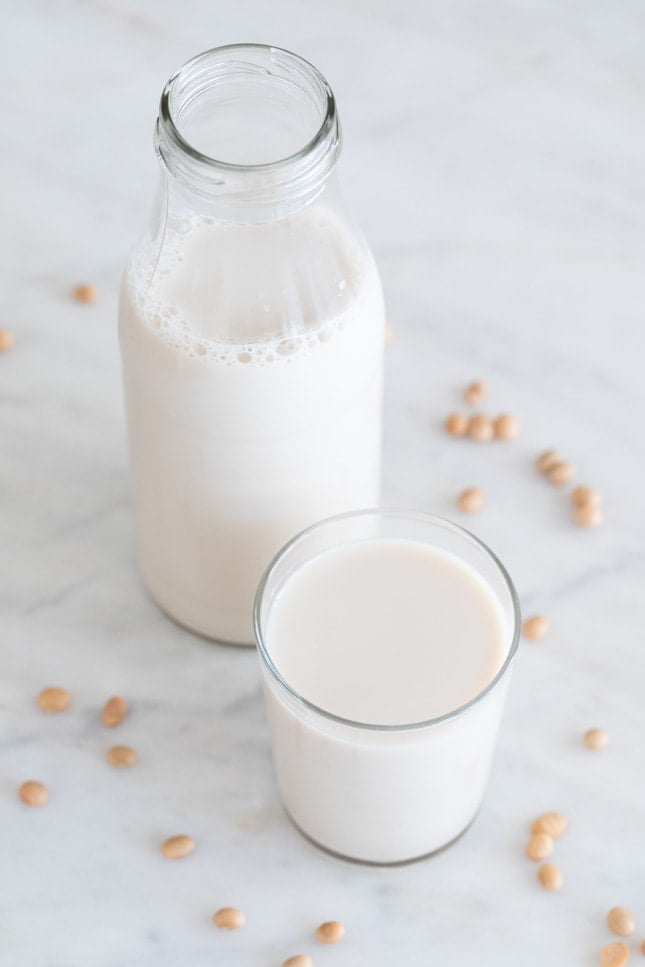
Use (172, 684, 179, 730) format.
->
(119, 44, 385, 644)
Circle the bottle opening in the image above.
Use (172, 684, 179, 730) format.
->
(157, 45, 340, 215)
(164, 45, 332, 168)
(156, 44, 341, 220)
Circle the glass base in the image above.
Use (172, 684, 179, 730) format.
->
(284, 806, 480, 867)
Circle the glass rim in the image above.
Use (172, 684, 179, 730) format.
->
(158, 43, 337, 174)
(253, 508, 522, 733)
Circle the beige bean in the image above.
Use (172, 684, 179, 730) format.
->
(536, 449, 561, 474)
(102, 695, 128, 727)
(584, 727, 609, 750)
(537, 863, 563, 891)
(599, 942, 630, 967)
(36, 686, 71, 713)
(531, 813, 568, 838)
(522, 614, 549, 641)
(463, 380, 486, 406)
(73, 283, 97, 303)
(640, 940, 645, 956)
(493, 413, 520, 440)
(547, 460, 576, 486)
(457, 487, 484, 514)
(0, 329, 15, 353)
(467, 413, 494, 442)
(161, 834, 195, 859)
(282, 957, 312, 967)
(106, 745, 136, 768)
(572, 504, 603, 529)
(571, 485, 601, 508)
(607, 908, 635, 937)
(19, 780, 49, 807)
(526, 833, 554, 861)
(316, 921, 345, 944)
(213, 907, 245, 929)
(444, 412, 469, 437)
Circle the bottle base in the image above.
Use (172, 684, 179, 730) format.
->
(143, 581, 255, 647)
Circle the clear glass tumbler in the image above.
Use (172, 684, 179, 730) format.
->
(254, 509, 521, 865)
(119, 45, 385, 645)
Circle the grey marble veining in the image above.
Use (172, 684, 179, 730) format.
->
(2, 1, 644, 964)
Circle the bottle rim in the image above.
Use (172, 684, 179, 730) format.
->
(155, 44, 341, 214)
(159, 43, 338, 173)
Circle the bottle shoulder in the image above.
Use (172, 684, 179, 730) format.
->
(124, 211, 383, 346)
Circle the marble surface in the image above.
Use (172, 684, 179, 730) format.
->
(3, 1, 645, 964)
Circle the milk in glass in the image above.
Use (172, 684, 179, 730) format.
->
(255, 511, 520, 864)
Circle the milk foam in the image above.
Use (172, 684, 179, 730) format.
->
(125, 214, 364, 364)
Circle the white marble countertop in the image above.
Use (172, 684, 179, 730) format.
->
(3, 1, 645, 965)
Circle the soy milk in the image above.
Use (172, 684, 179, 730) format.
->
(260, 534, 515, 863)
(267, 540, 507, 725)
(119, 214, 384, 643)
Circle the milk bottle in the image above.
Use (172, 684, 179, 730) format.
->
(119, 45, 385, 643)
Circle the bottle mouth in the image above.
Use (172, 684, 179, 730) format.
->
(156, 44, 341, 214)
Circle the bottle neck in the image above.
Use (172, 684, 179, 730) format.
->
(154, 45, 342, 222)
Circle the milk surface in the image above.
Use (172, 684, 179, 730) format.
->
(119, 213, 385, 643)
(261, 537, 513, 863)
(267, 539, 506, 725)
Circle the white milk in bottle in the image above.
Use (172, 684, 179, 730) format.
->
(119, 46, 385, 643)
